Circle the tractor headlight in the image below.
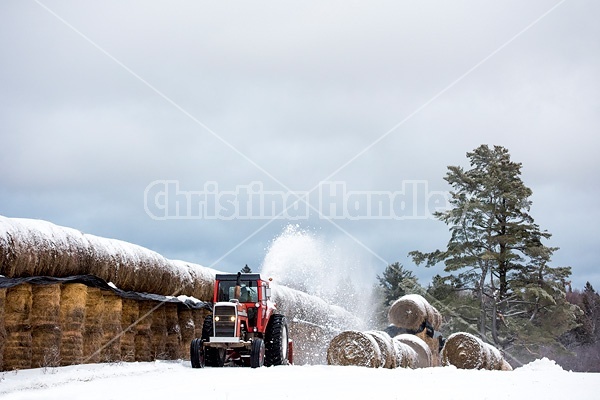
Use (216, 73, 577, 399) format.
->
(214, 316, 220, 322)
(230, 316, 236, 322)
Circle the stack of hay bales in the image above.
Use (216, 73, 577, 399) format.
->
(120, 299, 139, 362)
(59, 283, 88, 366)
(0, 279, 212, 371)
(326, 329, 432, 369)
(388, 294, 443, 366)
(3, 283, 33, 370)
(440, 332, 512, 371)
(83, 287, 105, 363)
(31, 284, 62, 368)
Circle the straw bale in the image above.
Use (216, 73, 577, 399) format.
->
(165, 303, 181, 360)
(59, 283, 87, 365)
(83, 287, 104, 363)
(135, 301, 154, 362)
(4, 283, 32, 329)
(177, 307, 195, 360)
(391, 337, 418, 369)
(120, 298, 139, 362)
(394, 334, 432, 368)
(3, 283, 33, 370)
(151, 303, 167, 359)
(388, 294, 442, 331)
(326, 330, 382, 368)
(0, 287, 6, 370)
(100, 291, 122, 362)
(31, 284, 61, 368)
(365, 330, 395, 369)
(440, 332, 485, 370)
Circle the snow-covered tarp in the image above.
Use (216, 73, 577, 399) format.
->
(0, 215, 219, 300)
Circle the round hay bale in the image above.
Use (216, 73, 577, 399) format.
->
(134, 301, 154, 362)
(165, 303, 181, 360)
(440, 332, 485, 370)
(59, 283, 87, 365)
(394, 333, 432, 368)
(3, 283, 33, 370)
(101, 292, 122, 362)
(388, 295, 427, 331)
(83, 287, 104, 364)
(120, 299, 139, 362)
(391, 337, 418, 368)
(365, 330, 395, 369)
(326, 330, 382, 368)
(31, 284, 61, 368)
(388, 294, 442, 331)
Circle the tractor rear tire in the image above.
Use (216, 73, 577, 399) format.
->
(190, 338, 205, 368)
(265, 314, 290, 366)
(250, 338, 265, 368)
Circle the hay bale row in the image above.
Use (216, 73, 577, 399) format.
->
(31, 285, 61, 368)
(59, 283, 87, 366)
(83, 287, 104, 363)
(0, 216, 218, 300)
(165, 303, 182, 360)
(0, 288, 6, 369)
(134, 301, 154, 362)
(121, 299, 139, 362)
(440, 332, 513, 371)
(3, 284, 33, 370)
(326, 330, 432, 369)
(388, 294, 442, 331)
(0, 282, 208, 371)
(101, 292, 123, 362)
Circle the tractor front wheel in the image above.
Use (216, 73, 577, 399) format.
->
(190, 338, 205, 368)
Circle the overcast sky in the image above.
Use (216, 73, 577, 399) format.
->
(1, 1, 598, 291)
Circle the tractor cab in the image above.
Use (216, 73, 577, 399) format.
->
(214, 273, 272, 334)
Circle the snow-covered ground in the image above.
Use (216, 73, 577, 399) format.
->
(1, 358, 598, 400)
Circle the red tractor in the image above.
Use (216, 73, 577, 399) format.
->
(190, 272, 292, 368)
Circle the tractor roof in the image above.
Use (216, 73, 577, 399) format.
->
(215, 273, 262, 282)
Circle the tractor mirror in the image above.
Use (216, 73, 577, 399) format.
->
(265, 287, 272, 300)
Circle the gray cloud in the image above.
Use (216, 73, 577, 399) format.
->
(1, 0, 598, 290)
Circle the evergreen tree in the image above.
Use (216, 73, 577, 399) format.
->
(410, 145, 579, 359)
(374, 262, 417, 326)
(240, 264, 252, 273)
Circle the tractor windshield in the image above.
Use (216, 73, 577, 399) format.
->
(217, 280, 259, 303)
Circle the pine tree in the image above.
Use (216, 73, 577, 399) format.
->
(240, 264, 252, 273)
(374, 262, 417, 326)
(410, 145, 579, 358)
